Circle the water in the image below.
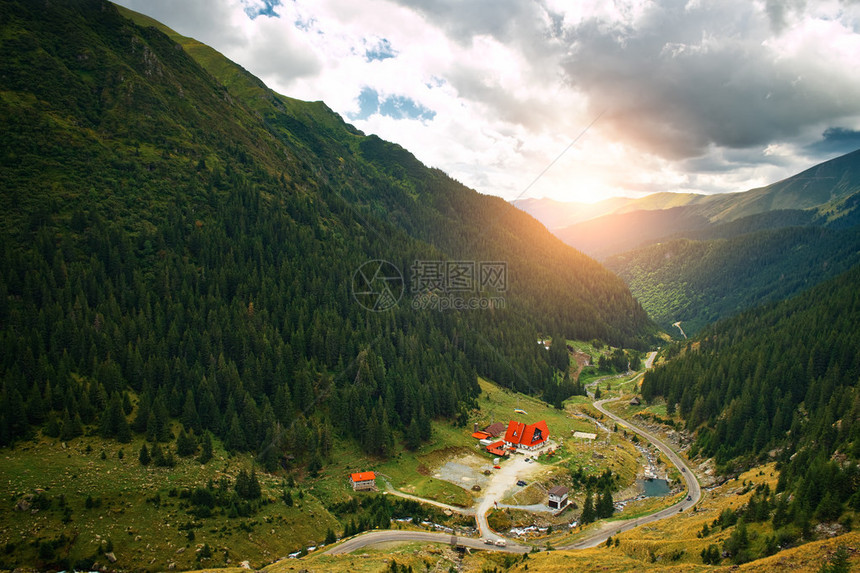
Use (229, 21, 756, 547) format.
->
(640, 478, 670, 497)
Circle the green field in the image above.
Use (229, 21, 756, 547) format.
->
(0, 360, 662, 571)
(0, 433, 339, 571)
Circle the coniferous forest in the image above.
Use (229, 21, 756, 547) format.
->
(642, 264, 860, 529)
(0, 0, 654, 463)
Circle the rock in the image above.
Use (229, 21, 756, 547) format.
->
(167, 562, 176, 570)
(175, 547, 185, 554)
(105, 552, 117, 563)
(240, 560, 252, 569)
(135, 535, 142, 542)
(15, 500, 31, 512)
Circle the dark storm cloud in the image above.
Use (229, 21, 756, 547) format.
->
(805, 127, 860, 157)
(558, 0, 860, 160)
(388, 0, 549, 46)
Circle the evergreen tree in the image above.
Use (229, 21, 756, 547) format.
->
(176, 428, 198, 457)
(197, 431, 214, 464)
(597, 483, 615, 518)
(139, 443, 151, 466)
(181, 389, 201, 433)
(581, 490, 596, 524)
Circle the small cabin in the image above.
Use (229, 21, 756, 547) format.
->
(484, 422, 506, 437)
(548, 485, 569, 510)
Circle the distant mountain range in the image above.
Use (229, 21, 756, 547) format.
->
(515, 148, 860, 258)
(514, 149, 860, 334)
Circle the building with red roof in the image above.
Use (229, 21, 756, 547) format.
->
(350, 471, 377, 491)
(503, 420, 549, 450)
(485, 439, 509, 457)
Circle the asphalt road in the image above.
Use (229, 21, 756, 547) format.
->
(557, 396, 702, 549)
(323, 350, 702, 555)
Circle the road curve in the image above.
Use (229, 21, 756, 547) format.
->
(557, 396, 701, 549)
(324, 350, 701, 555)
(323, 530, 529, 555)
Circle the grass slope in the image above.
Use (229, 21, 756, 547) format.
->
(605, 226, 860, 334)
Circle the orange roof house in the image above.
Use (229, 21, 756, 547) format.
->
(485, 439, 509, 457)
(350, 471, 377, 491)
(503, 420, 549, 450)
(472, 431, 491, 440)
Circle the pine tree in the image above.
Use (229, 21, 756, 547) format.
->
(181, 389, 201, 433)
(597, 483, 614, 518)
(405, 417, 421, 450)
(581, 490, 596, 524)
(226, 414, 246, 452)
(151, 442, 165, 466)
(176, 428, 198, 457)
(198, 431, 213, 464)
(139, 443, 151, 466)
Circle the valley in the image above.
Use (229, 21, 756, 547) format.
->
(1, 1, 859, 572)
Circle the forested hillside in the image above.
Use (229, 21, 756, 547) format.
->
(0, 0, 653, 460)
(642, 264, 860, 533)
(605, 225, 860, 333)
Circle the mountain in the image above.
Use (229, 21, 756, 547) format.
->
(642, 263, 860, 539)
(605, 226, 860, 334)
(524, 151, 860, 335)
(512, 196, 631, 229)
(0, 0, 653, 455)
(554, 206, 711, 259)
(513, 192, 708, 231)
(532, 149, 860, 258)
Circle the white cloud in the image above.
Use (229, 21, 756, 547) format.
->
(114, 0, 860, 202)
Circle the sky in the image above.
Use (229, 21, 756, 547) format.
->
(113, 0, 860, 204)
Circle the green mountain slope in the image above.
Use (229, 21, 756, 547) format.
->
(641, 263, 860, 544)
(543, 149, 860, 258)
(0, 1, 656, 567)
(0, 0, 652, 454)
(605, 225, 860, 334)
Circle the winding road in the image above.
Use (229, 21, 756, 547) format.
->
(323, 350, 702, 555)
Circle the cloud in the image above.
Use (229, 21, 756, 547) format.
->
(805, 127, 860, 157)
(364, 37, 397, 61)
(243, 0, 282, 19)
(558, 0, 860, 160)
(112, 0, 860, 203)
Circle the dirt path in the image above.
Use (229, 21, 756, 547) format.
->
(379, 476, 475, 515)
(473, 454, 544, 540)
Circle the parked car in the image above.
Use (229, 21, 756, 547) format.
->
(494, 539, 507, 547)
(516, 480, 527, 487)
(483, 538, 494, 545)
